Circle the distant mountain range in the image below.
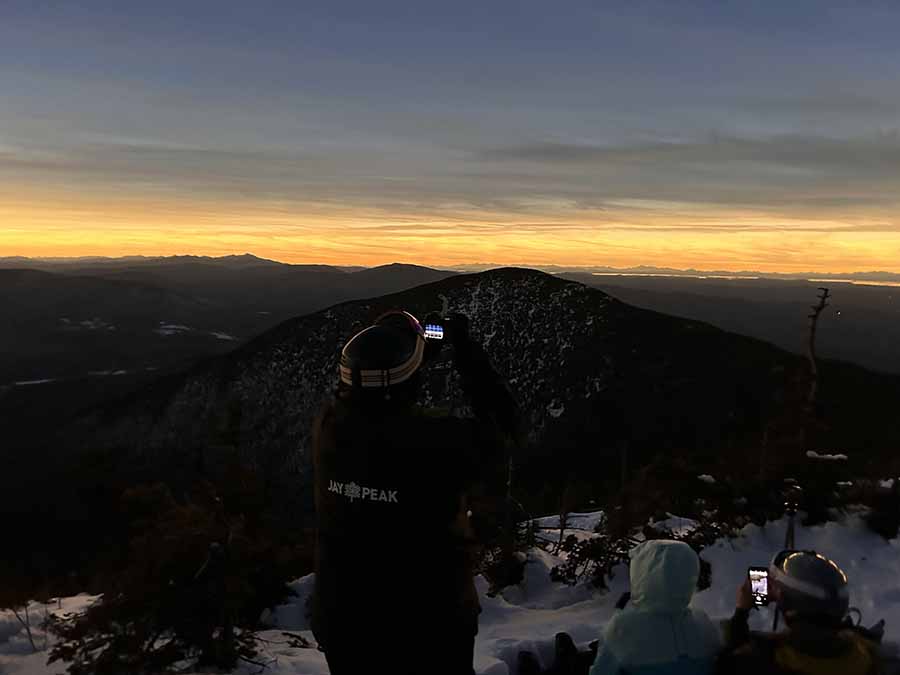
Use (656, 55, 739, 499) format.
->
(453, 263, 900, 284)
(0, 253, 316, 270)
(563, 273, 900, 375)
(0, 253, 443, 273)
(8, 255, 898, 284)
(0, 258, 454, 381)
(4, 254, 896, 383)
(4, 254, 899, 453)
(0, 258, 455, 445)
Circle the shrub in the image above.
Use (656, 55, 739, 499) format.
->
(48, 482, 297, 675)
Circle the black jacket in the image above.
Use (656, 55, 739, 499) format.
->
(311, 340, 518, 648)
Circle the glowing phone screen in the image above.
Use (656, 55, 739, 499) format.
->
(749, 568, 768, 606)
(424, 324, 444, 340)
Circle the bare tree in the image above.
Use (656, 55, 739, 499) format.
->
(553, 481, 576, 555)
(44, 603, 50, 652)
(806, 287, 831, 411)
(11, 604, 38, 653)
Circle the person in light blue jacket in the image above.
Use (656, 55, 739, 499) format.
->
(589, 539, 721, 675)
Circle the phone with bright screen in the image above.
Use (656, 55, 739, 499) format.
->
(424, 323, 444, 340)
(748, 566, 769, 606)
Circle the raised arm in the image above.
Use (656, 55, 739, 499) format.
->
(725, 579, 754, 649)
(445, 312, 522, 451)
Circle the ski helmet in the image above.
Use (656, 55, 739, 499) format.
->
(339, 310, 426, 390)
(769, 550, 849, 624)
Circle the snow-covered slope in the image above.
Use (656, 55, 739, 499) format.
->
(67, 268, 900, 504)
(62, 266, 900, 532)
(5, 514, 899, 675)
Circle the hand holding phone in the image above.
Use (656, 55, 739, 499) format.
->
(748, 567, 769, 607)
(422, 312, 470, 347)
(421, 311, 443, 340)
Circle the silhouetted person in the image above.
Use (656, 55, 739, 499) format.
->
(311, 310, 520, 675)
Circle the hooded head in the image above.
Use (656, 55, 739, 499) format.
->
(628, 539, 699, 612)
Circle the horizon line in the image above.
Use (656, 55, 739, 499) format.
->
(3, 252, 900, 281)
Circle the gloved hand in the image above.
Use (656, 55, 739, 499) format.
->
(442, 312, 470, 347)
(446, 312, 480, 374)
(735, 579, 753, 611)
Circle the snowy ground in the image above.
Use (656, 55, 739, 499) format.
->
(0, 595, 99, 675)
(4, 514, 900, 675)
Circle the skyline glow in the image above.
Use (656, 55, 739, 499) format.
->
(3, 0, 900, 271)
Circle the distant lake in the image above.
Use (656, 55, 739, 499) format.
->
(590, 273, 900, 288)
(808, 279, 900, 288)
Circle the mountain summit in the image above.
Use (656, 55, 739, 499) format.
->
(71, 268, 900, 516)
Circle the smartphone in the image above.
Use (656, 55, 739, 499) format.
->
(424, 323, 444, 340)
(748, 566, 769, 607)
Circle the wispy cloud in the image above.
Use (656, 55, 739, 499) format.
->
(3, 0, 900, 269)
(477, 133, 900, 174)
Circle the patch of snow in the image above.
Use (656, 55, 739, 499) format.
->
(261, 576, 316, 631)
(881, 479, 896, 490)
(532, 511, 606, 533)
(837, 481, 853, 487)
(210, 331, 237, 341)
(155, 322, 192, 336)
(697, 474, 717, 484)
(546, 401, 565, 418)
(531, 512, 606, 550)
(500, 549, 596, 610)
(61, 317, 115, 331)
(0, 595, 100, 675)
(807, 450, 849, 461)
(13, 379, 55, 386)
(651, 513, 700, 537)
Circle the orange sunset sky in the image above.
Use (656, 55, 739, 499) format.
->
(3, 186, 898, 272)
(3, 2, 900, 273)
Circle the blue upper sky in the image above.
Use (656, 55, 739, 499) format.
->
(2, 0, 900, 269)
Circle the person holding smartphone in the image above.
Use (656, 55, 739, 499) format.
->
(310, 310, 520, 675)
(718, 550, 881, 675)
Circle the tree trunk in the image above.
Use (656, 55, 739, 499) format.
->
(12, 605, 37, 653)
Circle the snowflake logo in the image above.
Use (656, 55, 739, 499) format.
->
(344, 482, 361, 502)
